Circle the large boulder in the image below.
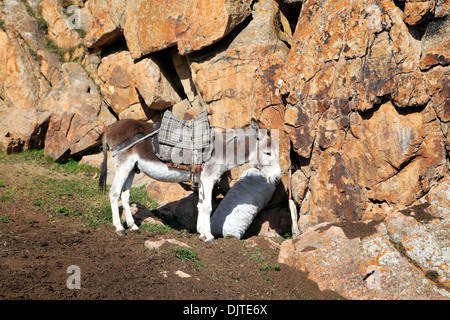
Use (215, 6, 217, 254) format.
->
(279, 178, 450, 299)
(122, 0, 252, 59)
(419, 16, 450, 71)
(39, 63, 116, 161)
(96, 50, 143, 119)
(281, 0, 450, 227)
(0, 1, 52, 110)
(0, 108, 51, 154)
(0, 0, 57, 154)
(84, 0, 123, 49)
(97, 50, 182, 120)
(39, 0, 82, 49)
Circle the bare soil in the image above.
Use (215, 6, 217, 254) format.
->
(0, 152, 340, 300)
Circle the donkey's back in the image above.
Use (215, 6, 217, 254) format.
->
(104, 119, 154, 150)
(98, 119, 157, 193)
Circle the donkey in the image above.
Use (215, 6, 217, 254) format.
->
(99, 118, 282, 242)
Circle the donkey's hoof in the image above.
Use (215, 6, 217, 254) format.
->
(204, 236, 215, 244)
(116, 229, 126, 236)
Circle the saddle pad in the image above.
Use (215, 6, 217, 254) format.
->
(158, 110, 211, 150)
(152, 122, 214, 165)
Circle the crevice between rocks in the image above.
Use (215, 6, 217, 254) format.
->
(389, 238, 450, 292)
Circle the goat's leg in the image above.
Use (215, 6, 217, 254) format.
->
(121, 171, 139, 231)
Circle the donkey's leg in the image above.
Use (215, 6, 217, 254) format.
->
(110, 161, 135, 235)
(197, 177, 214, 240)
(197, 168, 222, 242)
(121, 171, 139, 231)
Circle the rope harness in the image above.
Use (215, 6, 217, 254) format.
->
(111, 129, 160, 158)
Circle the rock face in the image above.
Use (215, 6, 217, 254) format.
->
(39, 63, 115, 160)
(281, 0, 449, 228)
(1, 0, 449, 299)
(279, 177, 450, 299)
(0, 0, 53, 153)
(122, 0, 252, 58)
(39, 0, 82, 49)
(96, 50, 181, 120)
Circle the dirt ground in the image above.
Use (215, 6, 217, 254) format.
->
(0, 152, 340, 300)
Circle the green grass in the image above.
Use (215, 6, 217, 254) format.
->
(140, 222, 175, 234)
(0, 149, 158, 230)
(1, 215, 10, 223)
(259, 263, 280, 272)
(172, 246, 205, 269)
(0, 149, 100, 175)
(128, 185, 158, 211)
(28, 170, 111, 228)
(23, 1, 48, 34)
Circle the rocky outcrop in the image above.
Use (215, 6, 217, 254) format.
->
(39, 0, 82, 49)
(96, 50, 181, 120)
(122, 0, 252, 58)
(39, 63, 115, 160)
(0, 0, 54, 153)
(279, 177, 450, 299)
(188, 0, 292, 175)
(282, 0, 449, 228)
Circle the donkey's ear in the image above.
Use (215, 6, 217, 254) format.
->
(251, 119, 267, 131)
(251, 118, 260, 132)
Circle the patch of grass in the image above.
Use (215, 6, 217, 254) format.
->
(140, 222, 175, 234)
(57, 205, 81, 217)
(129, 185, 158, 211)
(1, 215, 10, 223)
(243, 246, 281, 277)
(2, 149, 100, 176)
(282, 233, 293, 241)
(172, 246, 205, 269)
(30, 175, 112, 227)
(0, 183, 13, 202)
(57, 158, 100, 175)
(23, 1, 48, 34)
(0, 19, 5, 32)
(249, 247, 266, 263)
(45, 37, 65, 56)
(0, 149, 159, 230)
(259, 263, 280, 272)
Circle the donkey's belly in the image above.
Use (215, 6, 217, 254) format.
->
(137, 159, 191, 183)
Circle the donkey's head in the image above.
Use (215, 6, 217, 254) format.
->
(250, 119, 282, 185)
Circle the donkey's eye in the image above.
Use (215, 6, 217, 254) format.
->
(263, 151, 272, 156)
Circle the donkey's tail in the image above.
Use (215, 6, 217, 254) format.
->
(99, 134, 108, 193)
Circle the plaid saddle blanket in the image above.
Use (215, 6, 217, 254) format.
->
(159, 110, 211, 149)
(153, 110, 213, 165)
